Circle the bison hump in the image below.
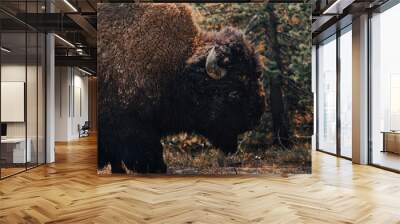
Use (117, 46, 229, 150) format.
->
(98, 3, 198, 81)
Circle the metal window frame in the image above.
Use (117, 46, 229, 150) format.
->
(315, 23, 353, 161)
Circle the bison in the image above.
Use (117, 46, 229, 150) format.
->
(98, 3, 266, 173)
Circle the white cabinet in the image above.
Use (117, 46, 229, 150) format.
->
(1, 138, 32, 163)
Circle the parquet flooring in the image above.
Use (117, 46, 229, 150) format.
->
(1, 167, 26, 178)
(0, 135, 400, 223)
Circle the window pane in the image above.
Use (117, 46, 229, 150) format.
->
(371, 4, 400, 171)
(38, 32, 46, 165)
(318, 36, 337, 154)
(340, 28, 352, 158)
(27, 31, 38, 169)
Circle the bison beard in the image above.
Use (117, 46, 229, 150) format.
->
(98, 4, 266, 173)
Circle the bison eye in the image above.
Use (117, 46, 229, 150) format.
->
(238, 74, 250, 86)
(239, 75, 247, 82)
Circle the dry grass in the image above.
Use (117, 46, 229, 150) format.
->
(162, 133, 311, 175)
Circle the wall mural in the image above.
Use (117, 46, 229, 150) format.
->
(97, 3, 312, 175)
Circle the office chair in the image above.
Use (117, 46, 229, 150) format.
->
(79, 121, 90, 138)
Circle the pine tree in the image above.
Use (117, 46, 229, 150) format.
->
(191, 3, 312, 149)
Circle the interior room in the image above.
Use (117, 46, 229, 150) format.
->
(370, 2, 400, 171)
(0, 13, 46, 178)
(0, 0, 400, 223)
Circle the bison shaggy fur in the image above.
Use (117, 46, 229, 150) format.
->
(98, 3, 266, 173)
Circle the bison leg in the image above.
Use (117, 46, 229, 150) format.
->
(97, 129, 108, 169)
(120, 133, 167, 174)
(213, 135, 238, 155)
(99, 114, 166, 174)
(97, 119, 124, 173)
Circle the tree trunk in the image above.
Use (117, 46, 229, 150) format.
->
(265, 4, 291, 148)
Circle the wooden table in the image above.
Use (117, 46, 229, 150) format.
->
(381, 131, 400, 154)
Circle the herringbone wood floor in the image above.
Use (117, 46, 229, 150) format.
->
(0, 135, 400, 224)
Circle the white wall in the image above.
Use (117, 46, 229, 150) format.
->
(1, 65, 27, 140)
(1, 63, 46, 163)
(55, 66, 89, 141)
(1, 65, 41, 137)
(55, 66, 70, 141)
(71, 73, 89, 138)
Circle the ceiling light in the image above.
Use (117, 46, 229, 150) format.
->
(78, 67, 93, 76)
(323, 0, 341, 14)
(63, 0, 78, 12)
(54, 34, 75, 48)
(1, 47, 11, 53)
(322, 0, 354, 15)
(76, 48, 85, 56)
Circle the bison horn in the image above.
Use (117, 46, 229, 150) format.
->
(206, 47, 226, 80)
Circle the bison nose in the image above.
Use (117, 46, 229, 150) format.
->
(229, 91, 240, 99)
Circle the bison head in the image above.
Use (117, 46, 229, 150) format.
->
(183, 27, 266, 154)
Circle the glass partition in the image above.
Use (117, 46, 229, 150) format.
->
(38, 32, 45, 165)
(1, 31, 28, 177)
(27, 31, 38, 169)
(0, 1, 46, 179)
